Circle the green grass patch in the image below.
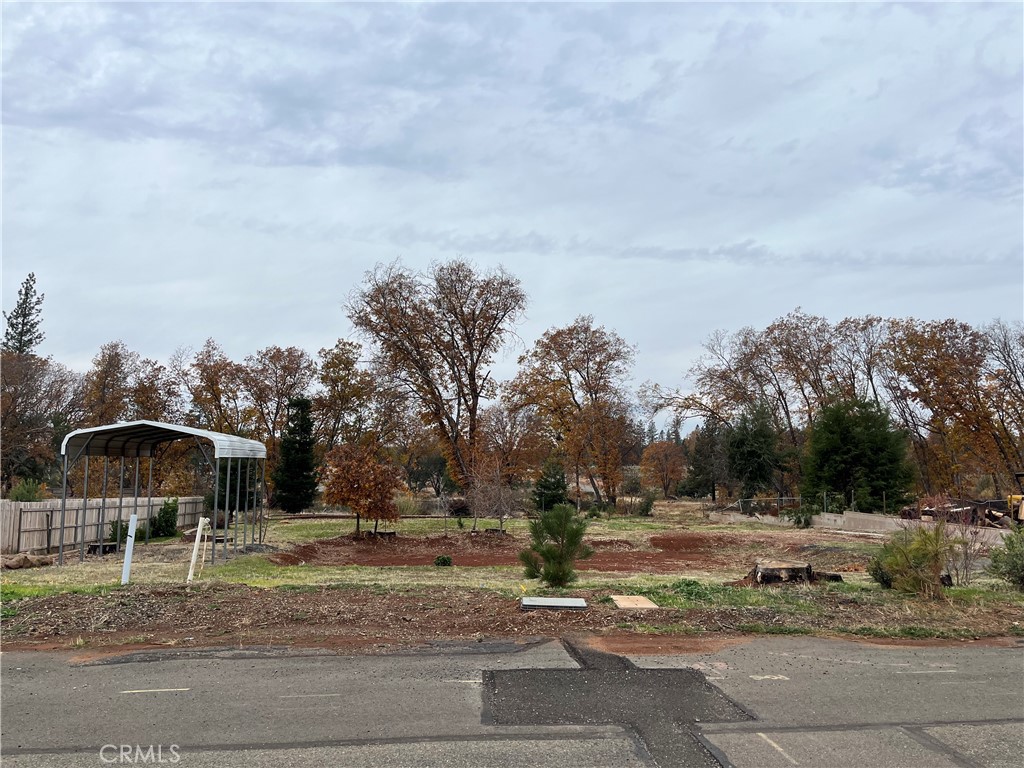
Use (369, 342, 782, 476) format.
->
(735, 622, 813, 635)
(839, 625, 974, 640)
(592, 518, 674, 533)
(618, 622, 702, 635)
(1, 582, 119, 602)
(265, 519, 356, 544)
(946, 585, 1024, 606)
(266, 517, 529, 544)
(632, 578, 822, 615)
(209, 553, 527, 591)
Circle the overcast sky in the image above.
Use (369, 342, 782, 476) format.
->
(3, 1, 1022, 395)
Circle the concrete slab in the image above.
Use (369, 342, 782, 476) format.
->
(610, 595, 659, 610)
(520, 597, 587, 611)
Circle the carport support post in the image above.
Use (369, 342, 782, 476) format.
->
(116, 459, 125, 554)
(145, 457, 153, 544)
(259, 459, 267, 544)
(242, 458, 250, 548)
(211, 457, 220, 565)
(133, 457, 141, 539)
(223, 457, 232, 557)
(98, 458, 109, 556)
(233, 457, 242, 553)
(58, 454, 69, 565)
(79, 455, 90, 563)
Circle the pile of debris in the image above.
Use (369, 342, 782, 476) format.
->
(2, 553, 55, 570)
(907, 497, 1019, 528)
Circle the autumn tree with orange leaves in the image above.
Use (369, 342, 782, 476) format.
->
(347, 259, 527, 490)
(648, 312, 1024, 502)
(640, 440, 686, 499)
(513, 316, 635, 507)
(321, 440, 402, 535)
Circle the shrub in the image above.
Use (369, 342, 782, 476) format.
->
(456, 515, 465, 530)
(110, 518, 148, 544)
(866, 555, 893, 589)
(783, 507, 816, 529)
(433, 554, 452, 567)
(394, 495, 419, 517)
(868, 523, 954, 598)
(945, 508, 985, 586)
(636, 490, 656, 517)
(150, 498, 179, 538)
(518, 504, 593, 587)
(988, 524, 1024, 590)
(447, 498, 472, 518)
(9, 479, 45, 502)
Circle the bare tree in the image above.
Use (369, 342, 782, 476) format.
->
(348, 259, 527, 488)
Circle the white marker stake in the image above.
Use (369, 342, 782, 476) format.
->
(120, 514, 139, 585)
(187, 518, 210, 585)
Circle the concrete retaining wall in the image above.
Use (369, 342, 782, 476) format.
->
(707, 509, 1009, 545)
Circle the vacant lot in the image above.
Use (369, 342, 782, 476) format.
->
(3, 502, 1022, 653)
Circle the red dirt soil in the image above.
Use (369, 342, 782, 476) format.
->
(268, 531, 736, 572)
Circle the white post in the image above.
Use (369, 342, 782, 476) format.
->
(120, 514, 139, 585)
(187, 518, 210, 585)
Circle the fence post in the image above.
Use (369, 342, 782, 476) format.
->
(15, 506, 23, 554)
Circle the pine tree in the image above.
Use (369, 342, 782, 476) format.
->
(518, 504, 593, 587)
(727, 402, 780, 500)
(801, 397, 914, 513)
(3, 273, 45, 354)
(532, 457, 568, 512)
(272, 397, 318, 513)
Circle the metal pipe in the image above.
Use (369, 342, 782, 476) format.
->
(258, 459, 267, 544)
(233, 456, 242, 553)
(116, 459, 125, 554)
(133, 456, 141, 537)
(145, 457, 153, 544)
(79, 455, 90, 563)
(58, 454, 69, 565)
(99, 457, 109, 556)
(243, 458, 250, 547)
(211, 457, 220, 564)
(223, 457, 232, 557)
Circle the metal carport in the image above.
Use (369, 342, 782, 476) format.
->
(59, 420, 266, 565)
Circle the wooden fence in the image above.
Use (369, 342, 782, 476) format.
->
(1, 496, 205, 555)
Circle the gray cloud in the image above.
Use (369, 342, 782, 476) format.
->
(2, 1, 1021, 389)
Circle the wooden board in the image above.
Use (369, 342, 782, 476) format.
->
(610, 595, 659, 610)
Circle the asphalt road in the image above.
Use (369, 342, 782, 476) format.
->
(1, 636, 1022, 767)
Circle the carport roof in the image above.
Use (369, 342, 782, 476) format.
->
(61, 420, 266, 460)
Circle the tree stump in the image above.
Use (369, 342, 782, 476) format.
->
(752, 559, 812, 584)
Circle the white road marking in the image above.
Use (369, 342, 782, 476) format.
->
(279, 693, 345, 699)
(750, 674, 789, 680)
(757, 732, 799, 765)
(120, 688, 190, 694)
